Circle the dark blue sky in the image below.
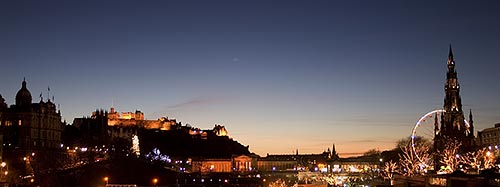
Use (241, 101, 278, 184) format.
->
(1, 1, 499, 155)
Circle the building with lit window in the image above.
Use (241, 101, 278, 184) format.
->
(106, 107, 176, 130)
(190, 147, 380, 177)
(0, 80, 64, 153)
(478, 123, 500, 148)
(192, 158, 234, 173)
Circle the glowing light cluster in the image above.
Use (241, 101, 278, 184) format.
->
(132, 135, 140, 156)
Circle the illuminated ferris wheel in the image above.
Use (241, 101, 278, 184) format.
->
(411, 109, 470, 164)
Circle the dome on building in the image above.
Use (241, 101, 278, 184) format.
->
(15, 79, 32, 107)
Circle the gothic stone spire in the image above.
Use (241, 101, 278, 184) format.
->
(440, 46, 469, 143)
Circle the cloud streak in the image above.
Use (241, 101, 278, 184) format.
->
(168, 96, 215, 109)
(147, 95, 232, 119)
(341, 137, 398, 144)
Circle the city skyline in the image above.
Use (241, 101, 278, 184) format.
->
(1, 1, 500, 156)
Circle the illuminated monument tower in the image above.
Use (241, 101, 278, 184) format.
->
(434, 46, 475, 155)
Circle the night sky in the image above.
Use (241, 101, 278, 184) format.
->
(1, 1, 500, 156)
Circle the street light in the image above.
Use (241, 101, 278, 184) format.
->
(0, 162, 7, 183)
(103, 177, 109, 186)
(153, 178, 158, 187)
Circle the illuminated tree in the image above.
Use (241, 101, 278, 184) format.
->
(484, 150, 496, 169)
(438, 139, 461, 173)
(398, 142, 430, 176)
(268, 178, 286, 187)
(460, 147, 495, 173)
(382, 160, 397, 185)
(323, 174, 336, 186)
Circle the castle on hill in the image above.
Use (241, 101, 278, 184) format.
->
(72, 107, 229, 144)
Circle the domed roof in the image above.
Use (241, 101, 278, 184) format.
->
(15, 79, 32, 107)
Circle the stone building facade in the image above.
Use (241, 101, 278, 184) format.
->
(107, 107, 176, 130)
(477, 123, 500, 148)
(0, 80, 64, 153)
(191, 148, 379, 175)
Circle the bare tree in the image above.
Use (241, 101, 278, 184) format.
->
(438, 139, 461, 172)
(382, 160, 397, 185)
(399, 143, 430, 176)
(324, 174, 336, 186)
(484, 150, 496, 169)
(460, 148, 496, 173)
(460, 150, 481, 173)
(268, 178, 286, 187)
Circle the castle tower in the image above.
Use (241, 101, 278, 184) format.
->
(435, 46, 475, 154)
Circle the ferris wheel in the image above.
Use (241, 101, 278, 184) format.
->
(411, 109, 470, 164)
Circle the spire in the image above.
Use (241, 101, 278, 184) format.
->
(438, 45, 474, 153)
(468, 109, 474, 137)
(444, 45, 461, 112)
(331, 143, 339, 159)
(22, 78, 27, 88)
(469, 109, 473, 121)
(447, 44, 456, 67)
(448, 44, 454, 61)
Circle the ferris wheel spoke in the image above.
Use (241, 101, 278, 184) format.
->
(412, 109, 445, 164)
